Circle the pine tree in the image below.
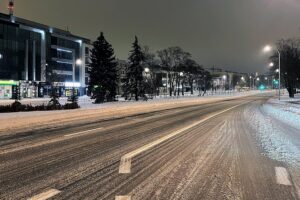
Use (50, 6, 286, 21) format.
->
(123, 36, 146, 101)
(89, 32, 118, 103)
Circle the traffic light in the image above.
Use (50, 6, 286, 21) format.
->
(259, 85, 266, 91)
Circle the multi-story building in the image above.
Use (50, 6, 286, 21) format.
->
(0, 13, 90, 99)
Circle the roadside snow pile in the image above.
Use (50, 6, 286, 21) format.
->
(246, 106, 300, 166)
(262, 103, 300, 130)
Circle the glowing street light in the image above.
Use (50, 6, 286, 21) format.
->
(76, 59, 82, 65)
(144, 67, 150, 73)
(263, 45, 281, 100)
(263, 45, 272, 53)
(0, 53, 2, 59)
(269, 62, 274, 67)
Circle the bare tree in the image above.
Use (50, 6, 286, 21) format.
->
(157, 47, 191, 96)
(269, 38, 300, 98)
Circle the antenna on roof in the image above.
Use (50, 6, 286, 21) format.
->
(8, 0, 14, 16)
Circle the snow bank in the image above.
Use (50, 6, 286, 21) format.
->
(247, 93, 300, 166)
(262, 104, 300, 130)
(246, 106, 300, 165)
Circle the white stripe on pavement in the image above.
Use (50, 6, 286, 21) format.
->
(64, 127, 103, 137)
(275, 167, 292, 186)
(119, 101, 248, 174)
(115, 196, 131, 200)
(28, 189, 61, 200)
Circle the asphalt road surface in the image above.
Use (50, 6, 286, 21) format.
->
(0, 94, 299, 200)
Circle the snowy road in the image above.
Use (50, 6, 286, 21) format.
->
(0, 93, 299, 199)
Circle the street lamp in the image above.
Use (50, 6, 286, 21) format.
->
(269, 62, 274, 67)
(144, 67, 150, 73)
(263, 45, 281, 100)
(76, 59, 82, 65)
(222, 75, 227, 91)
(0, 53, 3, 59)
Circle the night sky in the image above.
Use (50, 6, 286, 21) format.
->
(1, 0, 300, 73)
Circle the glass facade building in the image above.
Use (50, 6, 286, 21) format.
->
(0, 13, 90, 99)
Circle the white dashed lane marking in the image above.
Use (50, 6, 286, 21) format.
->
(275, 167, 292, 186)
(115, 196, 131, 200)
(28, 189, 61, 200)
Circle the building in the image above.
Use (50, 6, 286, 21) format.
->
(0, 13, 90, 99)
(207, 67, 250, 91)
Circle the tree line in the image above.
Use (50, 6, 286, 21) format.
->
(88, 32, 212, 103)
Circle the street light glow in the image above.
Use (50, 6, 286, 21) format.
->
(222, 75, 227, 80)
(269, 62, 274, 67)
(144, 67, 150, 73)
(76, 59, 82, 65)
(263, 45, 272, 52)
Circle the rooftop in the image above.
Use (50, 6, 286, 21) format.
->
(0, 12, 90, 43)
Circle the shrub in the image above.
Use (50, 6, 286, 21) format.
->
(0, 101, 80, 113)
(64, 102, 80, 110)
(11, 101, 25, 112)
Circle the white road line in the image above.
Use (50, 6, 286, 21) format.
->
(275, 167, 292, 186)
(64, 127, 103, 137)
(28, 189, 61, 200)
(115, 196, 131, 200)
(119, 102, 248, 174)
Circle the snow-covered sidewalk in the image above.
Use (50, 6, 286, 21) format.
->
(0, 90, 266, 135)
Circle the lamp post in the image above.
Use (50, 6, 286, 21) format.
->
(144, 67, 150, 95)
(74, 59, 82, 97)
(179, 72, 184, 96)
(222, 75, 227, 92)
(263, 45, 281, 100)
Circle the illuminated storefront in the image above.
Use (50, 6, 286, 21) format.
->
(0, 80, 18, 99)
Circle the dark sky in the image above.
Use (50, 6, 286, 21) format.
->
(1, 0, 300, 73)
